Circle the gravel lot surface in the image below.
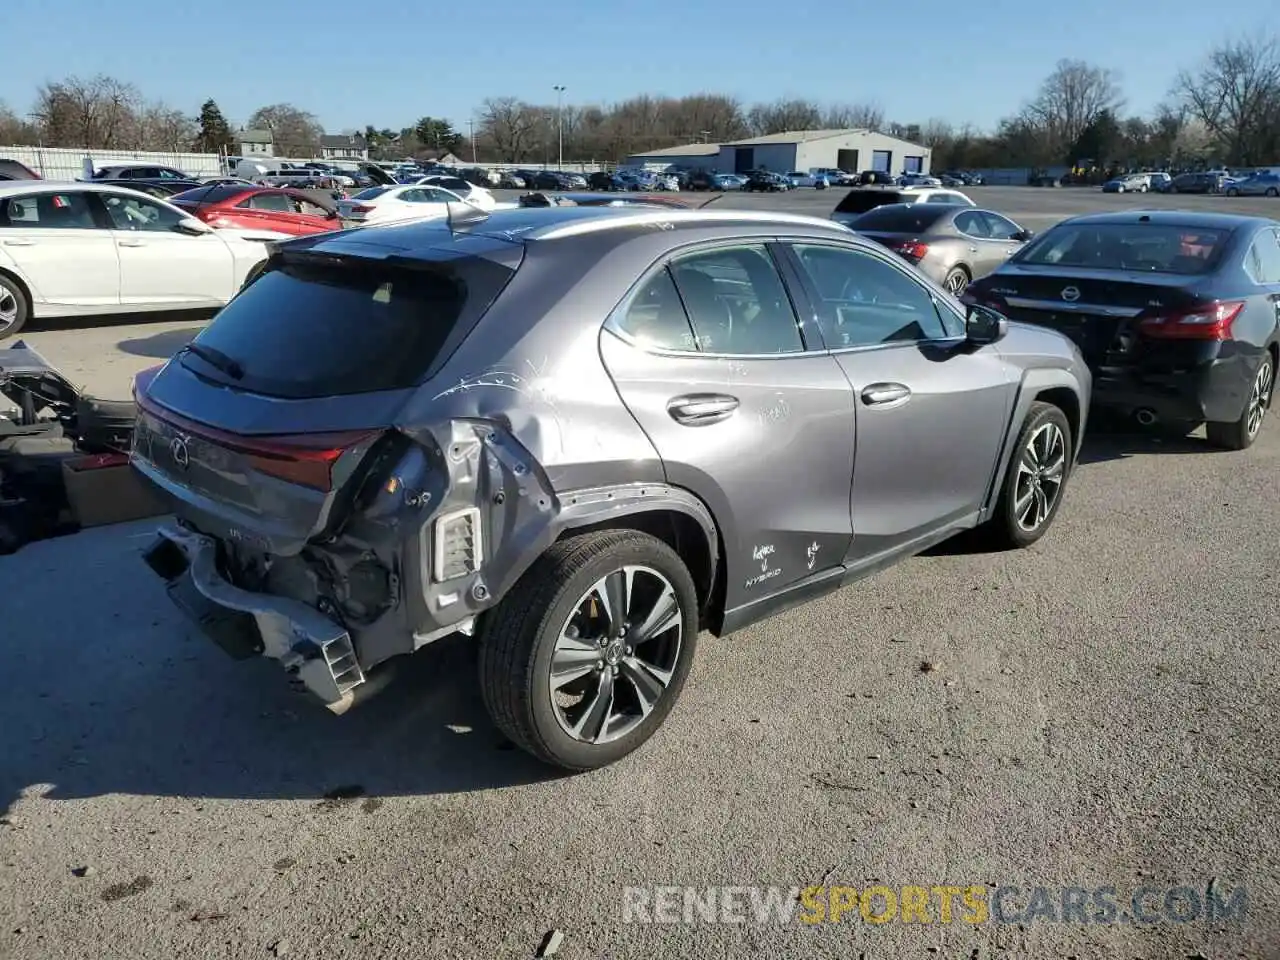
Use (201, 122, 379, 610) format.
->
(2, 186, 1278, 960)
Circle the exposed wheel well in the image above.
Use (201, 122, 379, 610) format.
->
(0, 267, 33, 316)
(1034, 387, 1082, 454)
(558, 510, 721, 625)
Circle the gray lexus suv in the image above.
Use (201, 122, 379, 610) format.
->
(133, 204, 1091, 771)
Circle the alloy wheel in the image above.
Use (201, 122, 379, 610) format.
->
(1014, 422, 1067, 532)
(548, 565, 683, 744)
(0, 288, 18, 334)
(945, 270, 969, 295)
(1246, 358, 1273, 439)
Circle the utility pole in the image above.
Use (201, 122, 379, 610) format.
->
(554, 85, 566, 169)
(467, 117, 477, 163)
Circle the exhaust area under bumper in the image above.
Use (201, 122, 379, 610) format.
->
(143, 521, 367, 715)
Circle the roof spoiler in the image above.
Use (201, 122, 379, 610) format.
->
(445, 200, 491, 231)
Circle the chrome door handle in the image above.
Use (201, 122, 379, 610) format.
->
(667, 394, 739, 426)
(861, 382, 911, 406)
(968, 246, 978, 253)
(2, 239, 35, 246)
(117, 239, 145, 247)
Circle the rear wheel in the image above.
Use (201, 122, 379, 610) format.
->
(1267, 187, 1278, 197)
(0, 274, 30, 340)
(478, 530, 698, 771)
(1206, 354, 1273, 450)
(1227, 188, 1240, 197)
(986, 401, 1073, 548)
(943, 266, 970, 296)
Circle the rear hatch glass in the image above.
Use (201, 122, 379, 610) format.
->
(833, 190, 906, 215)
(181, 245, 521, 400)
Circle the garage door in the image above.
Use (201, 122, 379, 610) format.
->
(903, 156, 923, 174)
(871, 150, 892, 172)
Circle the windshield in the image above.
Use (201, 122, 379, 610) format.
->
(1016, 223, 1228, 275)
(183, 252, 520, 399)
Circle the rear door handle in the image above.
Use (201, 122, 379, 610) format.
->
(117, 239, 146, 247)
(861, 382, 911, 406)
(2, 239, 35, 246)
(667, 394, 739, 426)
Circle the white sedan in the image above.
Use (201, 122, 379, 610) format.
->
(0, 182, 277, 340)
(337, 184, 517, 226)
(413, 174, 499, 211)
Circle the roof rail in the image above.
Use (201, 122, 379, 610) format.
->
(531, 208, 842, 241)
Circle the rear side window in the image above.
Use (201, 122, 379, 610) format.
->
(185, 253, 520, 399)
(834, 191, 905, 215)
(353, 187, 389, 201)
(0, 192, 96, 229)
(851, 204, 949, 232)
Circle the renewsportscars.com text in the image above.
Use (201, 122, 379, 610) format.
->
(621, 883, 1247, 925)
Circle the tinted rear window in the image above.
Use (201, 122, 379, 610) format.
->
(170, 185, 247, 204)
(850, 204, 949, 232)
(184, 252, 520, 399)
(1017, 223, 1229, 275)
(834, 190, 905, 214)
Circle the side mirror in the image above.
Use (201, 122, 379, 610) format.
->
(1012, 229, 1034, 242)
(965, 304, 1009, 345)
(173, 217, 212, 236)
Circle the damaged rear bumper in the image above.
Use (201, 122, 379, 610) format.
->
(144, 520, 367, 714)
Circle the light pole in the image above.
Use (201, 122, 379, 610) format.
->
(467, 117, 477, 163)
(553, 85, 566, 169)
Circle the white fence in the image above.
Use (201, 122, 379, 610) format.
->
(2, 144, 615, 180)
(2, 145, 225, 180)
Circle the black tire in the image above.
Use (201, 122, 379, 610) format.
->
(0, 273, 30, 341)
(942, 266, 970, 297)
(986, 401, 1073, 549)
(1227, 188, 1239, 197)
(1267, 188, 1278, 198)
(1206, 353, 1273, 451)
(478, 529, 699, 771)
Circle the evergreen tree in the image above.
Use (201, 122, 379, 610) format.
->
(195, 99, 234, 153)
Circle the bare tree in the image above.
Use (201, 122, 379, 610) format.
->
(133, 103, 197, 151)
(479, 97, 539, 161)
(746, 99, 824, 135)
(823, 102, 884, 131)
(1172, 36, 1280, 164)
(1020, 59, 1125, 160)
(34, 74, 142, 148)
(247, 104, 324, 157)
(0, 102, 38, 145)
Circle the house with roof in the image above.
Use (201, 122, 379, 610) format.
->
(320, 134, 369, 161)
(234, 129, 274, 158)
(628, 129, 932, 176)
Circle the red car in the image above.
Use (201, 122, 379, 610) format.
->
(169, 184, 341, 236)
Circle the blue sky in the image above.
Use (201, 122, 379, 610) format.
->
(2, 0, 1276, 136)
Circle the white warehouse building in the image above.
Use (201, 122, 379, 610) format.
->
(627, 128, 932, 176)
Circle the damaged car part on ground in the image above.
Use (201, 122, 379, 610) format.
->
(0, 341, 143, 552)
(132, 203, 1091, 771)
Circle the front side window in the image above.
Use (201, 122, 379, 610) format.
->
(668, 245, 805, 355)
(101, 193, 185, 232)
(789, 243, 956, 347)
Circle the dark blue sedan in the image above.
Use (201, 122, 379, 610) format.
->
(964, 210, 1280, 449)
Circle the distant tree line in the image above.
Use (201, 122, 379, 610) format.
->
(2, 34, 1278, 169)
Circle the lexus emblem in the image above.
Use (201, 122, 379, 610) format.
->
(1061, 286, 1081, 302)
(170, 436, 190, 469)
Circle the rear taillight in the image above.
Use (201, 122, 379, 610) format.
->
(134, 393, 377, 491)
(239, 432, 378, 490)
(893, 241, 929, 261)
(1138, 300, 1244, 340)
(347, 204, 373, 214)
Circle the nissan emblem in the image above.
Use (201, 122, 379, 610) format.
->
(1061, 286, 1081, 302)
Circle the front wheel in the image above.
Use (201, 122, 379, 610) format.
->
(1227, 188, 1239, 197)
(1206, 354, 1273, 450)
(942, 266, 970, 296)
(986, 401, 1073, 548)
(0, 274, 30, 340)
(478, 530, 699, 771)
(1266, 187, 1278, 197)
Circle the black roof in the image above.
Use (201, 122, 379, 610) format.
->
(1060, 210, 1278, 231)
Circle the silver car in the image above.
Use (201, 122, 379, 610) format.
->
(1226, 173, 1280, 197)
(133, 205, 1090, 770)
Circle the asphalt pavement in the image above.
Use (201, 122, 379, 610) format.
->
(2, 186, 1279, 960)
